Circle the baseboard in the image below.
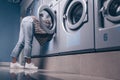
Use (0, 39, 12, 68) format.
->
(0, 62, 10, 67)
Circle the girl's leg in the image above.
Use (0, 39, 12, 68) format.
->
(11, 22, 25, 63)
(23, 21, 34, 60)
(23, 21, 38, 69)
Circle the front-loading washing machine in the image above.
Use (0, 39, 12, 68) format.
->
(36, 0, 60, 56)
(94, 0, 120, 51)
(59, 0, 95, 54)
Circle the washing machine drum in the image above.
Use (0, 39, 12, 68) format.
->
(36, 5, 57, 45)
(63, 0, 87, 30)
(38, 5, 57, 34)
(102, 0, 120, 23)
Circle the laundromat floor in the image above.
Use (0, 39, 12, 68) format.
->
(0, 67, 113, 80)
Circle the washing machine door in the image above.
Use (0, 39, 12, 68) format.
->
(63, 0, 87, 31)
(38, 5, 57, 34)
(101, 0, 120, 23)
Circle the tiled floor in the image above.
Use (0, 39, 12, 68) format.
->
(0, 67, 113, 80)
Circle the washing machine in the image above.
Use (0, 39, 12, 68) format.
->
(94, 0, 120, 51)
(59, 0, 95, 54)
(37, 0, 60, 56)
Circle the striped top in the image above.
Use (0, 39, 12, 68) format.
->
(31, 16, 53, 46)
(32, 16, 47, 34)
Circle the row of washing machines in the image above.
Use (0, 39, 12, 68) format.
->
(33, 0, 120, 56)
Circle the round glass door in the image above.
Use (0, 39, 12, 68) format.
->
(38, 5, 56, 34)
(63, 0, 87, 31)
(102, 0, 120, 22)
(40, 10, 53, 30)
(69, 2, 83, 25)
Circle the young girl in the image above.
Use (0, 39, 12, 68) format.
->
(10, 15, 51, 69)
